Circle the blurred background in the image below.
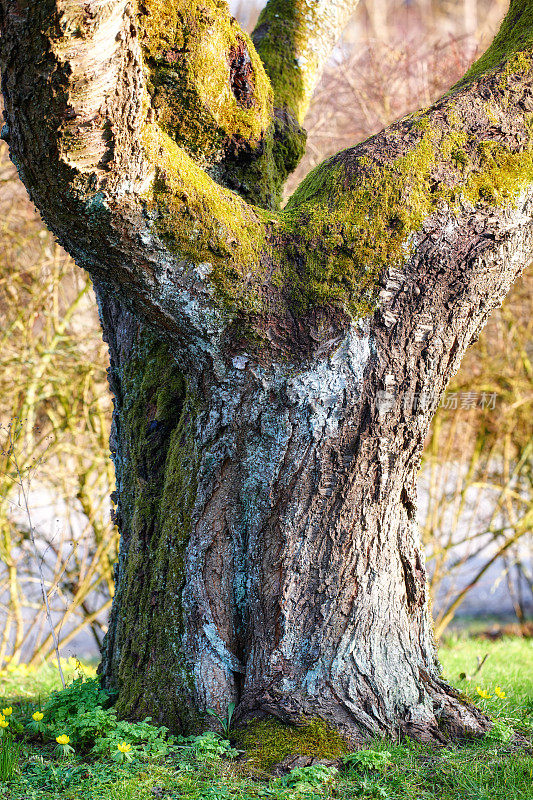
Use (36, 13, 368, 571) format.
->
(0, 0, 531, 668)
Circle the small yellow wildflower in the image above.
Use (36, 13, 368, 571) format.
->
(117, 742, 132, 753)
(476, 686, 492, 700)
(56, 735, 70, 745)
(494, 686, 506, 699)
(32, 711, 44, 722)
(0, 719, 8, 729)
(1, 708, 12, 716)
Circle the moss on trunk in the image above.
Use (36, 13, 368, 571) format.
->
(103, 331, 203, 731)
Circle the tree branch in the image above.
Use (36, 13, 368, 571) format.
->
(0, 1, 274, 357)
(136, 0, 273, 164)
(252, 0, 360, 124)
(460, 0, 533, 85)
(276, 1, 533, 336)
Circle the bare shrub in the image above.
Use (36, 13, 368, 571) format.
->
(0, 143, 117, 667)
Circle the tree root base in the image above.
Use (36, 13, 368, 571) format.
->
(234, 676, 493, 756)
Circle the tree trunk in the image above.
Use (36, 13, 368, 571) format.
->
(96, 270, 501, 741)
(2, 0, 532, 746)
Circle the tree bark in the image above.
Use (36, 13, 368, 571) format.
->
(1, 0, 532, 744)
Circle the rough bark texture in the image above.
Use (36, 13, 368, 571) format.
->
(1, 0, 532, 746)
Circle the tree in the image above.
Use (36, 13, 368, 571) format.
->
(0, 0, 531, 744)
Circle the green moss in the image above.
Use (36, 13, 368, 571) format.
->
(233, 717, 350, 772)
(138, 0, 272, 164)
(499, 50, 533, 88)
(111, 333, 202, 732)
(280, 131, 435, 316)
(484, 102, 501, 125)
(279, 106, 533, 318)
(460, 0, 533, 85)
(136, 0, 310, 215)
(216, 111, 307, 210)
(412, 113, 431, 131)
(143, 96, 533, 322)
(252, 0, 344, 123)
(252, 0, 306, 120)
(466, 140, 533, 203)
(137, 2, 533, 325)
(142, 124, 271, 311)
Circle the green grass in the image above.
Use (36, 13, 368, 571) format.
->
(0, 635, 531, 800)
(0, 657, 98, 704)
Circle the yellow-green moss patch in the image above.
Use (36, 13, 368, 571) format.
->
(280, 104, 533, 318)
(142, 123, 272, 311)
(138, 0, 272, 163)
(252, 0, 306, 120)
(459, 0, 533, 86)
(252, 0, 343, 122)
(233, 717, 350, 772)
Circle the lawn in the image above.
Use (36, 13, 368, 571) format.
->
(0, 635, 531, 800)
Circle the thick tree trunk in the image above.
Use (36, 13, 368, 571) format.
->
(2, 0, 532, 747)
(96, 261, 507, 741)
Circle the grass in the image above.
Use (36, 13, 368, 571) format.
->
(439, 634, 533, 709)
(0, 658, 98, 703)
(0, 633, 531, 799)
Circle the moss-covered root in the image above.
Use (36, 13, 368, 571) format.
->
(232, 717, 350, 773)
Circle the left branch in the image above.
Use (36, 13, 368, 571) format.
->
(0, 1, 146, 209)
(0, 0, 271, 358)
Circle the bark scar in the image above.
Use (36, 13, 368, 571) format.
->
(228, 38, 256, 109)
(399, 548, 426, 609)
(400, 486, 416, 521)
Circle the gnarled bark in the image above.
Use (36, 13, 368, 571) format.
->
(1, 0, 532, 743)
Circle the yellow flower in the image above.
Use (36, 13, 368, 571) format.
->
(56, 735, 70, 745)
(494, 686, 506, 699)
(476, 686, 492, 700)
(32, 711, 44, 722)
(1, 708, 12, 716)
(0, 719, 8, 729)
(117, 742, 132, 753)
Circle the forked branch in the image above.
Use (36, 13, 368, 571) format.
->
(0, 0, 532, 365)
(0, 0, 273, 355)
